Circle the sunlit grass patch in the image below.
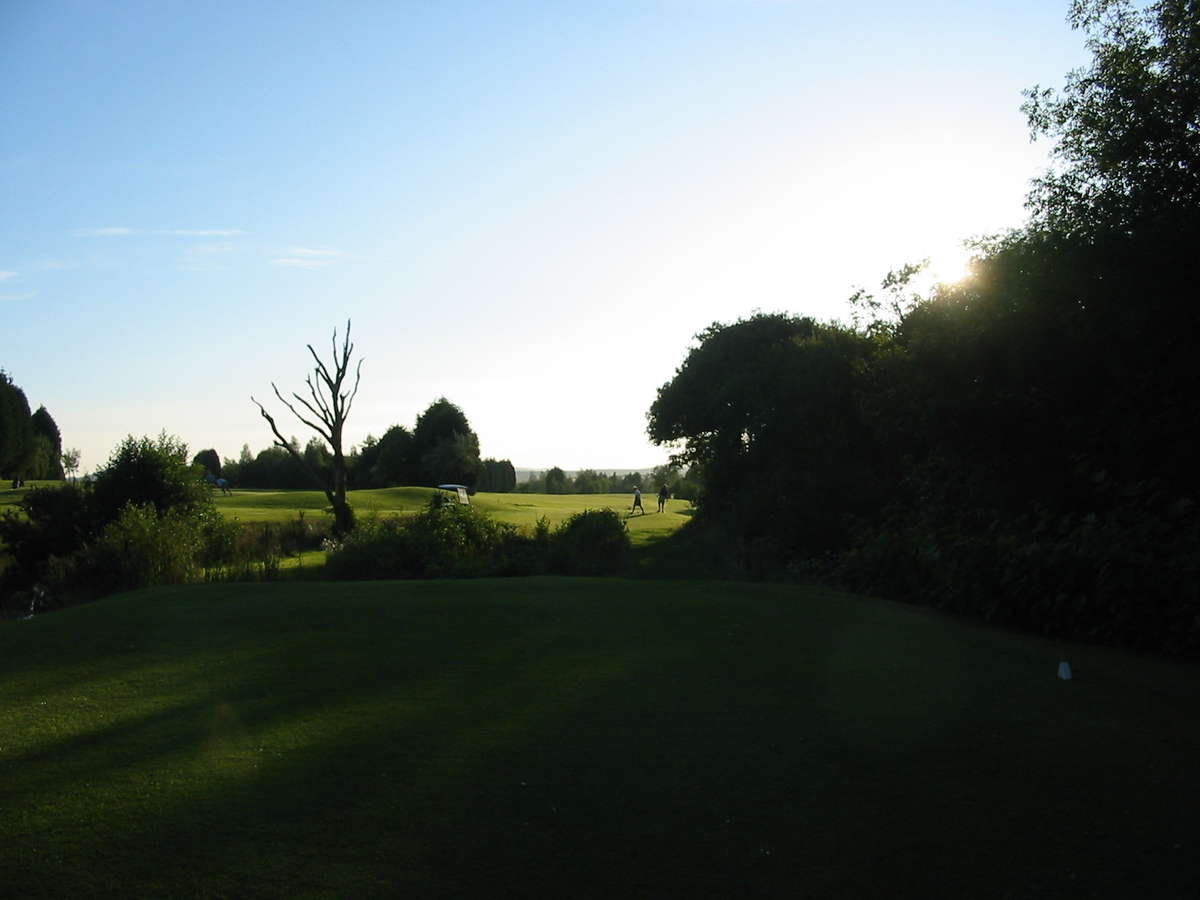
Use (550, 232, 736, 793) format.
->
(214, 488, 691, 547)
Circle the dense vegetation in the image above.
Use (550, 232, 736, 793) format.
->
(0, 432, 657, 616)
(324, 503, 631, 579)
(216, 396, 518, 493)
(650, 0, 1200, 657)
(0, 371, 65, 481)
(0, 435, 241, 615)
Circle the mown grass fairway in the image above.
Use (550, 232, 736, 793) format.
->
(215, 487, 691, 546)
(0, 482, 56, 512)
(2, 579, 1196, 898)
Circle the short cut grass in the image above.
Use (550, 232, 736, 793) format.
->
(2, 577, 1197, 897)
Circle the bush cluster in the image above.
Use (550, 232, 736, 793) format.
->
(325, 503, 630, 580)
(0, 434, 282, 616)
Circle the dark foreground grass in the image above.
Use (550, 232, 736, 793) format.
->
(1, 578, 1197, 899)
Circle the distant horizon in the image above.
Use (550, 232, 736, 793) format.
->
(512, 466, 659, 483)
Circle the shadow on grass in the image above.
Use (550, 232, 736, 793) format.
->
(3, 579, 1199, 898)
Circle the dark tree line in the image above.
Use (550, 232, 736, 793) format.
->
(214, 397, 515, 493)
(514, 466, 699, 498)
(1, 370, 64, 481)
(650, 0, 1200, 657)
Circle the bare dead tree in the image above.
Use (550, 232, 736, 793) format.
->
(252, 320, 362, 535)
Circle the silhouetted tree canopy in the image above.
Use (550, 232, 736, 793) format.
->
(371, 425, 418, 487)
(476, 458, 516, 493)
(28, 405, 64, 479)
(648, 1, 1200, 657)
(544, 466, 569, 494)
(1023, 0, 1200, 236)
(0, 371, 33, 478)
(192, 448, 221, 477)
(412, 398, 481, 488)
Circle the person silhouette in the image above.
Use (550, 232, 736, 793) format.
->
(632, 486, 644, 516)
(657, 484, 669, 513)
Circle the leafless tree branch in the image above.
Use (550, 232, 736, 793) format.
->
(272, 382, 333, 444)
(252, 319, 362, 534)
(250, 394, 327, 490)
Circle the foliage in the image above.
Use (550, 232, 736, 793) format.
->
(547, 508, 632, 576)
(325, 502, 633, 580)
(646, 464, 701, 502)
(29, 406, 64, 479)
(515, 468, 650, 494)
(649, 313, 878, 563)
(192, 448, 221, 477)
(325, 501, 538, 579)
(1023, 0, 1200, 236)
(236, 444, 311, 489)
(0, 483, 98, 611)
(357, 424, 417, 487)
(476, 457, 516, 492)
(0, 370, 33, 477)
(60, 447, 81, 481)
(544, 466, 569, 494)
(82, 503, 207, 592)
(412, 397, 482, 488)
(643, 1, 1200, 657)
(0, 376, 65, 480)
(0, 433, 240, 614)
(91, 433, 212, 525)
(422, 431, 481, 490)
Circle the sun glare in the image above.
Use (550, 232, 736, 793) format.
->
(927, 245, 975, 286)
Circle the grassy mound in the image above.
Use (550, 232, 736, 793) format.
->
(2, 578, 1197, 897)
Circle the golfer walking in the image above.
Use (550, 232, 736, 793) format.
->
(631, 486, 644, 516)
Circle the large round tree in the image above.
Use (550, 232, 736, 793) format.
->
(412, 398, 481, 488)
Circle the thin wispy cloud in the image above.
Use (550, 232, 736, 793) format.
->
(31, 258, 79, 272)
(73, 226, 135, 236)
(272, 257, 331, 269)
(271, 247, 343, 269)
(0, 270, 15, 281)
(72, 226, 246, 237)
(156, 229, 246, 237)
(0, 291, 36, 303)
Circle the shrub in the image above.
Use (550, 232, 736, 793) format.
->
(82, 503, 206, 592)
(0, 441, 244, 613)
(325, 501, 551, 580)
(548, 509, 631, 576)
(91, 433, 211, 525)
(324, 504, 633, 580)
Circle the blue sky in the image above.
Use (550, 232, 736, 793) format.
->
(1, 1, 1089, 472)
